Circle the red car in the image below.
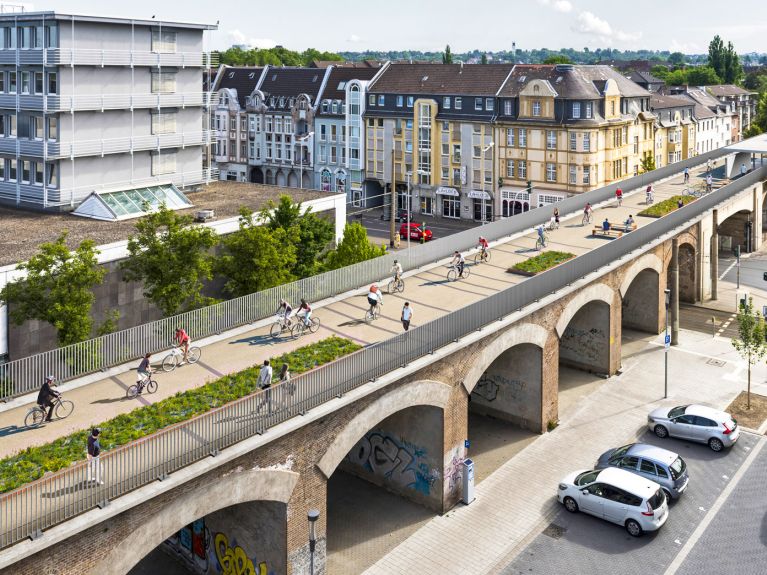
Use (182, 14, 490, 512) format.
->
(399, 222, 433, 242)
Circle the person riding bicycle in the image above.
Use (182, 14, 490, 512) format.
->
(451, 251, 465, 278)
(136, 353, 152, 394)
(278, 298, 293, 327)
(174, 327, 190, 364)
(683, 167, 690, 184)
(391, 259, 403, 283)
(615, 187, 623, 204)
(36, 375, 60, 422)
(645, 185, 654, 204)
(536, 224, 546, 248)
(297, 299, 312, 327)
(367, 284, 383, 316)
(583, 202, 593, 223)
(478, 236, 489, 261)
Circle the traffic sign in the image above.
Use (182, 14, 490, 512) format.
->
(664, 334, 671, 348)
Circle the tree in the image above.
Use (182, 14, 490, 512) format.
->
(216, 208, 296, 298)
(686, 66, 721, 85)
(668, 52, 686, 66)
(480, 53, 488, 65)
(651, 65, 671, 81)
(0, 233, 106, 347)
(442, 44, 453, 64)
(639, 154, 656, 174)
(543, 55, 573, 65)
(121, 205, 218, 317)
(732, 297, 767, 409)
(708, 35, 742, 84)
(324, 223, 386, 271)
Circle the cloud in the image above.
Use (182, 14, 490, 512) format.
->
(572, 11, 641, 43)
(226, 29, 276, 49)
(347, 34, 362, 43)
(537, 0, 572, 11)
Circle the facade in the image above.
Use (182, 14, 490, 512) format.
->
(649, 94, 696, 168)
(0, 12, 216, 210)
(211, 66, 264, 182)
(495, 64, 655, 214)
(678, 88, 734, 154)
(704, 84, 757, 137)
(364, 62, 514, 222)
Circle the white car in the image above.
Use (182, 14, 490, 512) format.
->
(557, 467, 669, 537)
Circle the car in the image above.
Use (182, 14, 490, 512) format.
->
(399, 222, 433, 242)
(557, 467, 668, 537)
(396, 209, 414, 222)
(596, 443, 689, 500)
(647, 404, 739, 452)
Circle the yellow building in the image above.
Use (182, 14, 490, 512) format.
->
(649, 94, 697, 169)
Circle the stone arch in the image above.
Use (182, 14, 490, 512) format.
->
(287, 170, 299, 188)
(316, 380, 451, 479)
(89, 469, 299, 575)
(555, 282, 614, 339)
(276, 170, 287, 187)
(619, 253, 663, 298)
(678, 242, 697, 302)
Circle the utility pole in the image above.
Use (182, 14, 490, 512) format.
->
(389, 148, 396, 248)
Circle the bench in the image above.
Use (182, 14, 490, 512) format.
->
(611, 222, 638, 234)
(592, 226, 623, 238)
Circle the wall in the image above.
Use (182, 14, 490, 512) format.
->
(558, 300, 611, 374)
(622, 269, 661, 333)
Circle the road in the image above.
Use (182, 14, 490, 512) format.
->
(348, 207, 479, 248)
(719, 254, 767, 296)
(679, 304, 738, 339)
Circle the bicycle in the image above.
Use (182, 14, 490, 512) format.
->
(446, 264, 471, 282)
(616, 195, 623, 207)
(126, 374, 158, 399)
(548, 218, 560, 231)
(473, 249, 491, 264)
(162, 344, 201, 372)
(270, 311, 292, 338)
(290, 316, 320, 338)
(535, 233, 549, 251)
(582, 212, 593, 226)
(365, 303, 382, 322)
(387, 277, 405, 293)
(25, 395, 74, 428)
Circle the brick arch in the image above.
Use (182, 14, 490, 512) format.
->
(619, 253, 663, 298)
(461, 323, 549, 395)
(555, 282, 614, 338)
(88, 469, 299, 575)
(316, 380, 452, 479)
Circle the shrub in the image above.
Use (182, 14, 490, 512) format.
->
(508, 251, 576, 275)
(638, 195, 695, 218)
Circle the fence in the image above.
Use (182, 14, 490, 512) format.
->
(0, 147, 733, 402)
(1, 160, 764, 550)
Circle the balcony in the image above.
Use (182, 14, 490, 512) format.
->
(0, 92, 217, 112)
(0, 49, 217, 68)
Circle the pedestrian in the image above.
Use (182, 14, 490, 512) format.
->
(87, 428, 104, 485)
(740, 163, 747, 177)
(553, 208, 560, 228)
(677, 198, 684, 209)
(279, 363, 293, 396)
(256, 360, 273, 413)
(683, 167, 689, 184)
(401, 302, 413, 331)
(706, 173, 713, 192)
(706, 159, 712, 174)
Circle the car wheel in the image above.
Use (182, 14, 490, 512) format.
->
(709, 437, 724, 452)
(662, 489, 673, 502)
(563, 497, 578, 513)
(625, 519, 643, 537)
(654, 425, 669, 439)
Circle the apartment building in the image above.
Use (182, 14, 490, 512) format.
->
(0, 12, 216, 211)
(649, 94, 696, 168)
(211, 66, 264, 182)
(364, 62, 514, 222)
(678, 88, 734, 154)
(704, 84, 757, 137)
(495, 64, 655, 215)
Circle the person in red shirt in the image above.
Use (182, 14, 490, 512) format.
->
(478, 236, 489, 262)
(615, 187, 623, 206)
(174, 327, 190, 363)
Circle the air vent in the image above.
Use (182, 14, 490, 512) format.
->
(421, 75, 429, 82)
(272, 74, 277, 81)
(519, 75, 527, 83)
(556, 76, 563, 83)
(313, 75, 318, 82)
(195, 209, 215, 222)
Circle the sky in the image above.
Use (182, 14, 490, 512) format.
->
(22, 0, 767, 54)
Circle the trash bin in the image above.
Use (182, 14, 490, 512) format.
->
(462, 458, 475, 504)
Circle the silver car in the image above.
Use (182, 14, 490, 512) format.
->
(647, 404, 739, 452)
(596, 443, 689, 500)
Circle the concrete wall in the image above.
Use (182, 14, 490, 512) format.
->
(622, 269, 661, 333)
(559, 300, 611, 374)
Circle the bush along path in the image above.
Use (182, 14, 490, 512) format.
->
(508, 251, 576, 276)
(638, 195, 695, 218)
(0, 336, 360, 494)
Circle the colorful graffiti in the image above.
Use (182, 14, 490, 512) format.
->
(348, 431, 439, 495)
(214, 532, 269, 575)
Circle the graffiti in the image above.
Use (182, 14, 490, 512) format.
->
(473, 373, 529, 403)
(444, 454, 464, 491)
(560, 326, 606, 364)
(214, 532, 269, 575)
(348, 431, 438, 495)
(165, 518, 211, 572)
(473, 374, 499, 402)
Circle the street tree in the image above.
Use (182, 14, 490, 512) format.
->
(639, 154, 656, 174)
(121, 204, 218, 316)
(0, 232, 106, 346)
(480, 53, 488, 65)
(324, 222, 386, 271)
(731, 296, 767, 409)
(442, 44, 453, 64)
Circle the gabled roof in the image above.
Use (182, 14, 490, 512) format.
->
(650, 94, 695, 110)
(684, 88, 725, 109)
(368, 63, 514, 96)
(692, 103, 716, 120)
(706, 84, 753, 97)
(311, 60, 382, 69)
(258, 66, 330, 102)
(498, 64, 649, 99)
(322, 66, 380, 101)
(628, 70, 664, 85)
(213, 66, 264, 108)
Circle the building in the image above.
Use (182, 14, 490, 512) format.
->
(649, 94, 696, 168)
(704, 84, 757, 138)
(677, 88, 734, 154)
(0, 12, 216, 211)
(364, 62, 514, 222)
(495, 64, 655, 214)
(313, 65, 381, 205)
(627, 70, 665, 93)
(211, 66, 264, 182)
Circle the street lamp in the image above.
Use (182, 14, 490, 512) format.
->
(664, 288, 671, 399)
(297, 132, 314, 190)
(481, 142, 494, 224)
(405, 169, 429, 250)
(308, 509, 320, 575)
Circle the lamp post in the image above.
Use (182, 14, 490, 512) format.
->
(298, 131, 314, 190)
(308, 509, 320, 575)
(664, 288, 671, 399)
(481, 141, 494, 224)
(405, 169, 429, 250)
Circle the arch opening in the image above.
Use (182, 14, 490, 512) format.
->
(622, 268, 661, 335)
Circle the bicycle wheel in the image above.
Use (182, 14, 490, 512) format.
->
(447, 268, 457, 282)
(145, 379, 158, 394)
(290, 323, 304, 339)
(126, 384, 140, 399)
(365, 309, 375, 323)
(536, 238, 543, 250)
(162, 353, 177, 372)
(483, 251, 491, 263)
(269, 322, 284, 338)
(55, 399, 74, 420)
(309, 317, 320, 333)
(187, 347, 201, 364)
(387, 280, 396, 293)
(462, 266, 471, 279)
(25, 407, 45, 428)
(395, 279, 405, 292)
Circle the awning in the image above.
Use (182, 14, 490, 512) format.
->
(435, 186, 459, 197)
(468, 190, 492, 200)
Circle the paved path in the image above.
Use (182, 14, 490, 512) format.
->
(0, 163, 715, 462)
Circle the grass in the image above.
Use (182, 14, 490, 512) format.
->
(508, 251, 576, 275)
(0, 336, 360, 494)
(638, 195, 695, 218)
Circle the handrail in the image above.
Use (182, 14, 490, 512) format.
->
(0, 156, 762, 550)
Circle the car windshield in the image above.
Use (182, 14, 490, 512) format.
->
(648, 489, 665, 510)
(574, 470, 600, 486)
(668, 405, 688, 418)
(611, 444, 632, 458)
(669, 457, 686, 480)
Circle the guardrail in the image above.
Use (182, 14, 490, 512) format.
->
(0, 148, 733, 402)
(1, 159, 763, 550)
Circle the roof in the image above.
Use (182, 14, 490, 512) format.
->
(0, 11, 217, 29)
(311, 60, 382, 69)
(368, 63, 514, 96)
(691, 103, 716, 119)
(73, 184, 192, 221)
(498, 64, 649, 98)
(727, 133, 767, 154)
(706, 84, 753, 97)
(685, 404, 730, 421)
(628, 70, 664, 85)
(650, 94, 694, 110)
(626, 444, 678, 466)
(259, 67, 329, 101)
(321, 66, 380, 101)
(684, 88, 726, 109)
(214, 66, 263, 108)
(596, 467, 662, 497)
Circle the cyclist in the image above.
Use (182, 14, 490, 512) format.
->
(645, 185, 654, 204)
(536, 224, 546, 248)
(135, 353, 152, 394)
(450, 250, 465, 278)
(683, 167, 690, 184)
(478, 236, 489, 262)
(174, 327, 190, 364)
(278, 298, 293, 327)
(391, 259, 403, 283)
(583, 202, 593, 223)
(367, 284, 383, 317)
(36, 375, 59, 422)
(615, 187, 623, 206)
(297, 299, 312, 327)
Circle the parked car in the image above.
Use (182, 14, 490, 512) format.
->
(647, 404, 739, 452)
(596, 443, 689, 500)
(557, 467, 668, 537)
(396, 209, 414, 222)
(399, 222, 433, 242)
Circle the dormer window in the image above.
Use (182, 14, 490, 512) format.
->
(289, 98, 295, 108)
(532, 100, 541, 117)
(253, 96, 260, 106)
(585, 102, 593, 118)
(332, 101, 338, 114)
(322, 101, 329, 113)
(572, 102, 581, 119)
(279, 97, 285, 108)
(270, 97, 276, 107)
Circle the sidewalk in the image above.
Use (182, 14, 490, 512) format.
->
(363, 328, 766, 575)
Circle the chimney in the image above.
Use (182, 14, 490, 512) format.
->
(460, 61, 463, 73)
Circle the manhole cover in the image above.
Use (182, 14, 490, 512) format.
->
(706, 358, 726, 367)
(542, 523, 567, 539)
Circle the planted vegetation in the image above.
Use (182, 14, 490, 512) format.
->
(638, 195, 695, 218)
(508, 251, 576, 275)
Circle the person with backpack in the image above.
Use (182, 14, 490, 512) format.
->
(87, 428, 104, 485)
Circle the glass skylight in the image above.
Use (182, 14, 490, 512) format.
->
(73, 184, 193, 221)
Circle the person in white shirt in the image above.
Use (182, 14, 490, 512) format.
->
(401, 302, 413, 331)
(256, 360, 273, 413)
(450, 251, 465, 277)
(367, 284, 383, 316)
(391, 259, 403, 282)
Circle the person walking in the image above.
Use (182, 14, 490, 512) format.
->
(401, 302, 413, 331)
(740, 163, 747, 177)
(256, 360, 273, 413)
(706, 173, 713, 193)
(683, 167, 689, 184)
(87, 428, 104, 485)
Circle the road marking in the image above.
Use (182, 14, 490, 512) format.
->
(663, 435, 766, 575)
(719, 259, 737, 281)
(714, 313, 737, 339)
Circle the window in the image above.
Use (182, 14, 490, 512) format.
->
(45, 25, 58, 48)
(506, 128, 514, 147)
(368, 94, 375, 106)
(546, 130, 556, 150)
(640, 460, 657, 475)
(546, 162, 556, 182)
(0, 159, 4, 179)
(454, 97, 462, 109)
(8, 71, 15, 94)
(633, 135, 639, 154)
(34, 72, 43, 94)
(569, 165, 576, 184)
(330, 146, 337, 163)
(0, 116, 4, 136)
(518, 160, 527, 179)
(405, 119, 413, 129)
(405, 141, 413, 152)
(229, 117, 236, 131)
(622, 126, 627, 145)
(330, 124, 337, 142)
(441, 121, 449, 131)
(443, 96, 451, 109)
(21, 160, 30, 183)
(569, 132, 576, 151)
(519, 128, 527, 147)
(275, 117, 282, 133)
(610, 101, 616, 115)
(485, 98, 494, 111)
(583, 132, 591, 152)
(9, 114, 15, 136)
(532, 100, 541, 116)
(31, 116, 43, 139)
(441, 166, 449, 180)
(504, 100, 512, 115)
(618, 456, 639, 470)
(441, 143, 449, 155)
(583, 166, 590, 184)
(572, 102, 581, 119)
(318, 145, 327, 163)
(265, 116, 273, 132)
(396, 95, 403, 107)
(407, 96, 414, 107)
(151, 111, 177, 134)
(20, 26, 31, 49)
(8, 158, 16, 181)
(506, 159, 514, 178)
(21, 71, 30, 94)
(0, 73, 4, 93)
(151, 152, 177, 176)
(151, 30, 177, 53)
(475, 98, 482, 111)
(473, 145, 481, 158)
(378, 95, 385, 106)
(151, 71, 176, 94)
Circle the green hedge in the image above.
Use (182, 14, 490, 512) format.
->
(508, 251, 576, 275)
(0, 336, 360, 494)
(638, 195, 695, 218)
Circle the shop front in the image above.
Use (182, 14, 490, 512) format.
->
(469, 190, 493, 222)
(436, 186, 461, 219)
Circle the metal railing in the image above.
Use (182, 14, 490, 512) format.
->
(1, 159, 763, 550)
(5, 92, 218, 113)
(0, 49, 217, 68)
